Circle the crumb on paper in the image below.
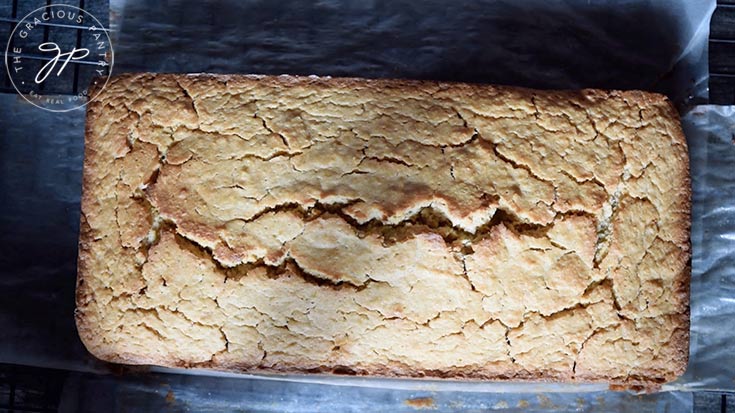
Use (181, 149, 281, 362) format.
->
(405, 397, 436, 410)
(537, 394, 557, 408)
(165, 389, 175, 404)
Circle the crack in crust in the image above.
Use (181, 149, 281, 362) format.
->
(76, 73, 690, 390)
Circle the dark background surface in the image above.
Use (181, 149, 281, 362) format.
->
(0, 0, 732, 411)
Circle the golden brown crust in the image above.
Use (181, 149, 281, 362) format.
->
(76, 73, 690, 390)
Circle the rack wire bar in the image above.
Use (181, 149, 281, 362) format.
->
(3, 0, 19, 89)
(0, 17, 114, 32)
(73, 0, 86, 94)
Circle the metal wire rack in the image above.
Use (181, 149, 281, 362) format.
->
(710, 0, 735, 103)
(0, 363, 67, 413)
(1, 0, 111, 96)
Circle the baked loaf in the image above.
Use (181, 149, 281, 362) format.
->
(76, 73, 690, 388)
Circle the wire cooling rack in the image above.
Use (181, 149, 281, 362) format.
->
(0, 0, 110, 96)
(710, 0, 735, 104)
(0, 363, 67, 413)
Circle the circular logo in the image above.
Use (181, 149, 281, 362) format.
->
(4, 4, 114, 112)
